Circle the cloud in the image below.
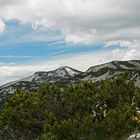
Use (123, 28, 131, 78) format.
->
(0, 55, 32, 58)
(0, 19, 5, 33)
(106, 40, 140, 60)
(0, 50, 113, 85)
(0, 0, 140, 58)
(1, 47, 139, 85)
(0, 0, 139, 44)
(0, 0, 140, 85)
(123, 41, 140, 60)
(0, 0, 23, 5)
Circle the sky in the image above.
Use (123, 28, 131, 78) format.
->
(0, 0, 140, 85)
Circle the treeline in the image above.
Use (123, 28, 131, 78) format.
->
(0, 73, 140, 140)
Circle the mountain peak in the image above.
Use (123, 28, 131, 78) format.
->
(57, 66, 71, 71)
(1, 60, 140, 100)
(54, 66, 82, 77)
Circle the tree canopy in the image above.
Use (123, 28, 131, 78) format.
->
(0, 73, 140, 140)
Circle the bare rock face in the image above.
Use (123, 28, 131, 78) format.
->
(0, 60, 140, 100)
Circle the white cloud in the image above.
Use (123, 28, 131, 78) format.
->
(0, 0, 140, 44)
(0, 0, 140, 57)
(1, 46, 140, 85)
(0, 19, 5, 33)
(105, 40, 131, 48)
(103, 40, 140, 61)
(0, 0, 140, 85)
(123, 49, 137, 60)
(0, 50, 116, 85)
(123, 41, 140, 60)
(0, 55, 32, 58)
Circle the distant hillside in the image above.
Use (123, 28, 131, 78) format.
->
(0, 60, 140, 100)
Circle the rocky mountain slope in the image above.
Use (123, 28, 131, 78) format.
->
(0, 60, 140, 100)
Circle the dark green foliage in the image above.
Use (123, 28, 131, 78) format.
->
(0, 74, 140, 140)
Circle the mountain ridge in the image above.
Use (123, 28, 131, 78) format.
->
(0, 60, 140, 100)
